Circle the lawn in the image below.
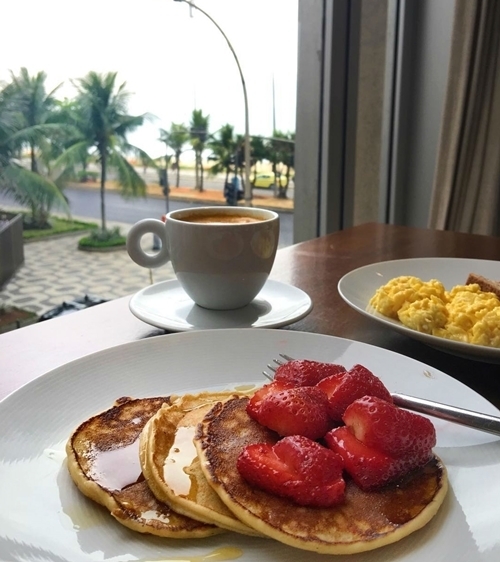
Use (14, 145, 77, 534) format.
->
(23, 216, 98, 240)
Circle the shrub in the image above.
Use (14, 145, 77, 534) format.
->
(78, 226, 126, 248)
(76, 170, 99, 182)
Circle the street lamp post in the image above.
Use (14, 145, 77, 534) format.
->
(173, 0, 252, 205)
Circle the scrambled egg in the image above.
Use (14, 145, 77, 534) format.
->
(369, 275, 500, 348)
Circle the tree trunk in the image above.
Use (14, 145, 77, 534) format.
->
(30, 144, 37, 173)
(252, 163, 258, 183)
(194, 151, 200, 190)
(196, 152, 203, 192)
(278, 165, 290, 199)
(100, 151, 107, 232)
(175, 151, 181, 187)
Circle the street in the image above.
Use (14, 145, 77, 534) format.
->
(0, 188, 294, 248)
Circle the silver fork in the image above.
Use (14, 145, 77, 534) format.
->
(264, 354, 500, 438)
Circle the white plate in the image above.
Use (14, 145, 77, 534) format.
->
(338, 257, 500, 362)
(1, 329, 499, 561)
(129, 279, 312, 331)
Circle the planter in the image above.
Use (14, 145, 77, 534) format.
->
(0, 212, 24, 287)
(0, 306, 38, 334)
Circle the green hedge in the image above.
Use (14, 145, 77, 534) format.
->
(78, 227, 126, 248)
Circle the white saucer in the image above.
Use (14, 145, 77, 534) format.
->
(129, 279, 313, 331)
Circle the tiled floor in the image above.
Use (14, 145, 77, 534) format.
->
(0, 225, 175, 316)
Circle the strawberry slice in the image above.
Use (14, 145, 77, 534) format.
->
(237, 435, 345, 507)
(342, 395, 436, 459)
(273, 359, 346, 387)
(316, 364, 393, 420)
(324, 427, 431, 490)
(253, 386, 332, 440)
(246, 379, 291, 421)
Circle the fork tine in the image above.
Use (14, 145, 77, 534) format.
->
(263, 355, 295, 382)
(272, 354, 296, 367)
(262, 370, 274, 381)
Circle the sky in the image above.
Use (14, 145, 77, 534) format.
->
(1, 0, 298, 159)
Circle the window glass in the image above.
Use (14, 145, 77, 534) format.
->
(0, 0, 298, 318)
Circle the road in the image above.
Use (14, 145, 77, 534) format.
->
(0, 188, 294, 248)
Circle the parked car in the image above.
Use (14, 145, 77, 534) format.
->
(252, 173, 287, 190)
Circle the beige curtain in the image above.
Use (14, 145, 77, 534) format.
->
(428, 0, 500, 236)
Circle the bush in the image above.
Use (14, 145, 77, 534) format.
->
(78, 226, 126, 248)
(76, 170, 99, 182)
(23, 216, 52, 230)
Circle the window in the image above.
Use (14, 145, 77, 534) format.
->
(294, 0, 456, 242)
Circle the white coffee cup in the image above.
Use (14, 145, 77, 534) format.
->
(126, 206, 280, 310)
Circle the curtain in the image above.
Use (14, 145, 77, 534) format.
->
(428, 0, 500, 236)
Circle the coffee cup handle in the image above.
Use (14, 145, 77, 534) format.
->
(126, 219, 170, 268)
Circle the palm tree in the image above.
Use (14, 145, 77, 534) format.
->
(50, 97, 93, 178)
(207, 124, 237, 185)
(0, 73, 69, 227)
(189, 109, 209, 192)
(159, 123, 189, 187)
(250, 136, 267, 182)
(58, 71, 151, 232)
(266, 131, 295, 199)
(7, 68, 63, 174)
(273, 131, 295, 198)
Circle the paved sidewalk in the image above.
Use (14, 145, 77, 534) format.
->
(0, 187, 293, 320)
(0, 222, 175, 316)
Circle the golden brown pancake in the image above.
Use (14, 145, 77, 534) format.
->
(195, 396, 448, 554)
(66, 396, 223, 538)
(140, 391, 262, 536)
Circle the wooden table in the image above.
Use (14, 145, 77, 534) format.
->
(1, 222, 499, 408)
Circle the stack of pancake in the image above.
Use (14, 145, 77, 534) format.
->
(66, 390, 448, 554)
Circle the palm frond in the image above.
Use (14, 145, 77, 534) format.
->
(114, 114, 144, 138)
(8, 122, 71, 146)
(53, 140, 91, 171)
(108, 151, 146, 198)
(126, 144, 158, 169)
(1, 163, 70, 215)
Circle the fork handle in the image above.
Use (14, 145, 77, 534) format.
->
(392, 393, 500, 437)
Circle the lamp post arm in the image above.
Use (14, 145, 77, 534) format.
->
(177, 0, 252, 205)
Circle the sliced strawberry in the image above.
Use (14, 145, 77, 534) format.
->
(255, 386, 331, 440)
(342, 395, 436, 459)
(246, 379, 291, 421)
(273, 359, 347, 387)
(237, 442, 296, 489)
(324, 426, 432, 490)
(237, 435, 345, 507)
(317, 364, 393, 421)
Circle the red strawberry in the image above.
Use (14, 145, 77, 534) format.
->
(255, 386, 331, 440)
(317, 364, 393, 420)
(342, 395, 436, 459)
(324, 427, 431, 490)
(274, 359, 346, 387)
(246, 380, 291, 421)
(237, 435, 345, 507)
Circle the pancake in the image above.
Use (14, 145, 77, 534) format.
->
(195, 396, 448, 554)
(140, 391, 261, 536)
(66, 396, 222, 538)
